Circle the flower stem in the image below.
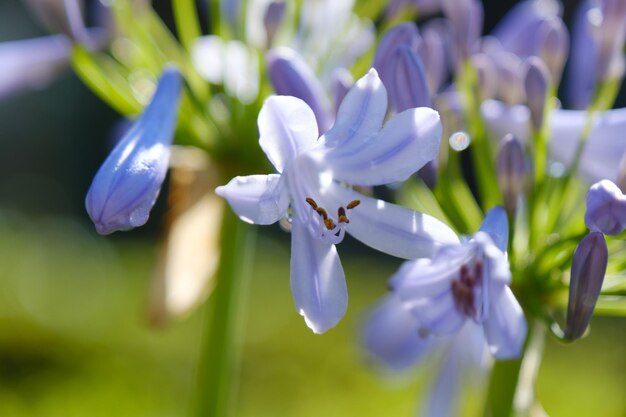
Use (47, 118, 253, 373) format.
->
(193, 210, 255, 417)
(482, 321, 545, 417)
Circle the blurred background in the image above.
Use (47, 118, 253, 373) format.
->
(0, 0, 624, 416)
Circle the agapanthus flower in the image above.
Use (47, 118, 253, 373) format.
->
(363, 208, 517, 416)
(390, 206, 527, 359)
(217, 69, 458, 333)
(86, 67, 182, 235)
(481, 100, 626, 183)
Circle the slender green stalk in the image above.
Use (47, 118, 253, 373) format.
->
(193, 210, 256, 417)
(173, 0, 203, 52)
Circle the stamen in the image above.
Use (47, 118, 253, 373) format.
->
(305, 197, 318, 209)
(337, 207, 349, 223)
(316, 207, 328, 220)
(324, 218, 336, 230)
(346, 200, 361, 209)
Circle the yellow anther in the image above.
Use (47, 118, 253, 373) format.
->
(305, 197, 318, 209)
(346, 200, 361, 209)
(324, 218, 336, 230)
(316, 207, 328, 220)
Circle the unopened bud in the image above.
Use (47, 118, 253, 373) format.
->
(86, 67, 182, 235)
(537, 17, 569, 85)
(266, 47, 332, 132)
(524, 57, 550, 132)
(496, 134, 526, 216)
(597, 0, 626, 81)
(442, 0, 483, 60)
(417, 160, 438, 188)
(472, 53, 498, 101)
(584, 179, 626, 236)
(373, 23, 421, 96)
(330, 68, 354, 115)
(496, 52, 525, 106)
(565, 231, 608, 341)
(418, 26, 447, 93)
(263, 1, 286, 48)
(391, 45, 431, 111)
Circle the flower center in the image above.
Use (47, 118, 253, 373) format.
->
(305, 197, 360, 245)
(451, 261, 484, 320)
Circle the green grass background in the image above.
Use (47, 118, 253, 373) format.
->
(0, 212, 624, 417)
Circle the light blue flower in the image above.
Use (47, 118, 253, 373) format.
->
(85, 67, 182, 235)
(216, 69, 458, 333)
(390, 207, 527, 359)
(481, 100, 626, 184)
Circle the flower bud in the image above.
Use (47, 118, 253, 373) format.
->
(565, 231, 608, 341)
(418, 26, 447, 93)
(391, 45, 431, 111)
(263, 1, 285, 48)
(266, 47, 332, 132)
(597, 0, 626, 81)
(418, 160, 438, 189)
(524, 56, 550, 132)
(537, 17, 569, 85)
(496, 134, 526, 216)
(330, 68, 353, 115)
(373, 23, 421, 93)
(496, 52, 526, 106)
(85, 67, 182, 235)
(584, 179, 626, 236)
(441, 0, 483, 60)
(471, 53, 498, 101)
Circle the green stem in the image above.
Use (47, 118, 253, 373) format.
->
(193, 210, 256, 417)
(483, 358, 523, 417)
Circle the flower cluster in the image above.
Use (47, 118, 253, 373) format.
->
(6, 0, 625, 416)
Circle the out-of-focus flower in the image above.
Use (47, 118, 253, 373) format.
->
(567, 0, 626, 109)
(441, 0, 483, 61)
(192, 36, 259, 104)
(391, 206, 527, 359)
(0, 35, 71, 101)
(217, 70, 458, 333)
(266, 47, 334, 132)
(524, 57, 550, 132)
(481, 101, 626, 183)
(565, 231, 608, 340)
(585, 180, 626, 236)
(496, 134, 526, 217)
(263, 1, 286, 48)
(86, 67, 182, 235)
(363, 295, 488, 417)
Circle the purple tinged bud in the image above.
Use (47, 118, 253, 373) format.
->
(417, 160, 438, 188)
(391, 45, 431, 111)
(565, 231, 608, 341)
(418, 26, 447, 93)
(266, 47, 333, 132)
(597, 0, 626, 81)
(85, 67, 182, 235)
(584, 180, 626, 236)
(471, 53, 498, 101)
(263, 1, 285, 48)
(496, 52, 526, 106)
(524, 57, 550, 132)
(441, 0, 484, 60)
(330, 68, 354, 115)
(537, 17, 569, 85)
(373, 23, 421, 91)
(496, 134, 526, 216)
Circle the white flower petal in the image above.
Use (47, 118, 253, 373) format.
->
(479, 206, 509, 252)
(322, 107, 441, 185)
(215, 174, 288, 225)
(290, 217, 347, 334)
(258, 96, 319, 173)
(483, 286, 527, 359)
(322, 69, 387, 152)
(322, 186, 459, 259)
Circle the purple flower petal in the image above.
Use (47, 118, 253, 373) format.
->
(584, 180, 626, 236)
(483, 286, 527, 359)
